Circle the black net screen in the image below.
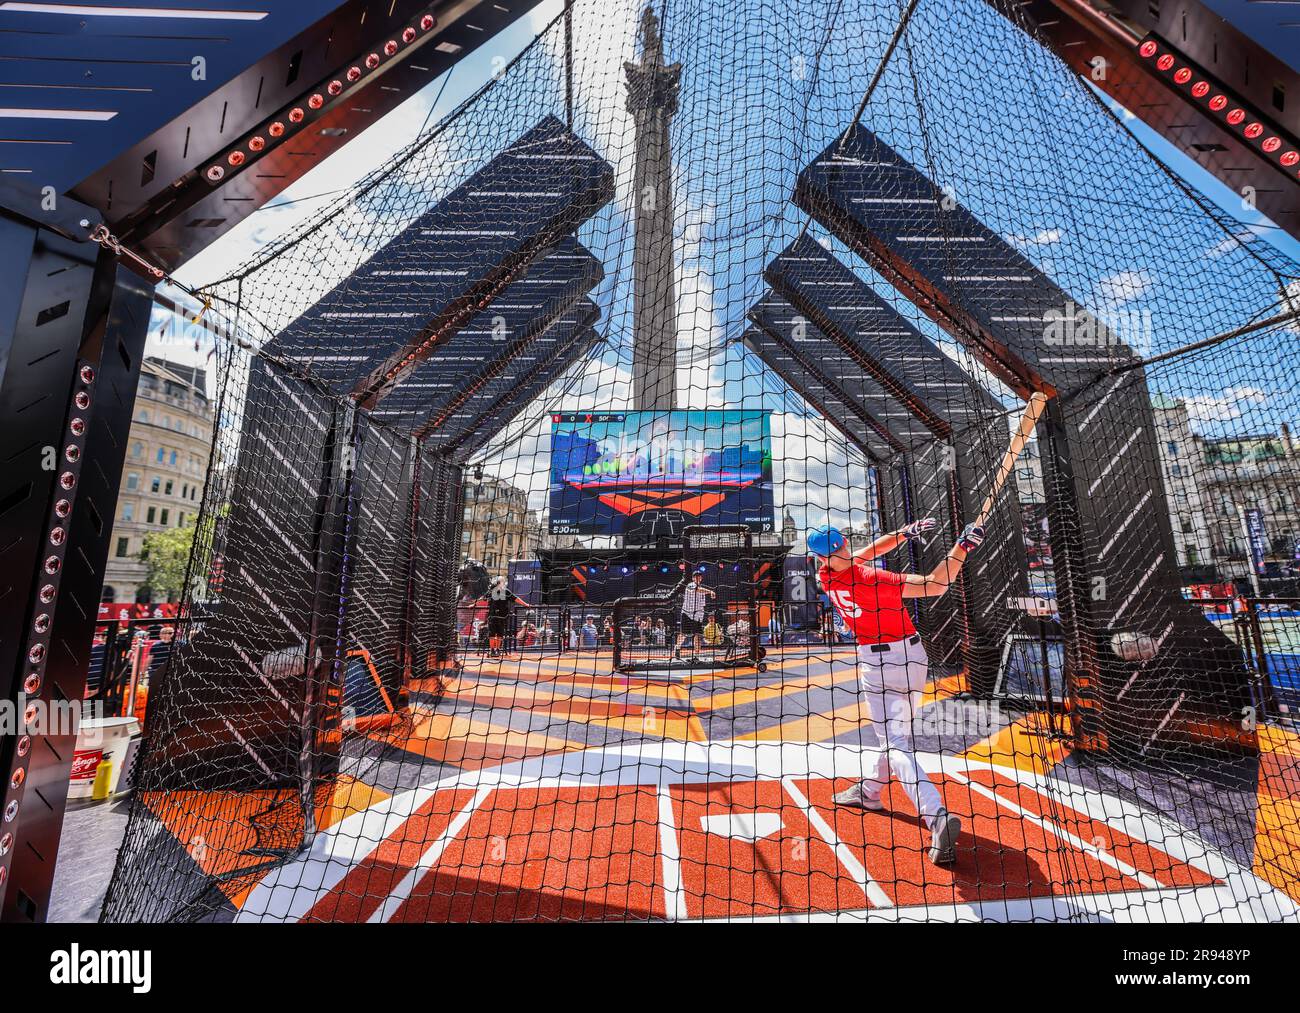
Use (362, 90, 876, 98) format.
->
(101, 0, 1300, 923)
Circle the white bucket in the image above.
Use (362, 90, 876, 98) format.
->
(69, 716, 139, 801)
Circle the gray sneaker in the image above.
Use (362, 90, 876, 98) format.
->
(831, 783, 885, 810)
(928, 809, 962, 865)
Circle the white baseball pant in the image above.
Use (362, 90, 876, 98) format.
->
(855, 635, 945, 830)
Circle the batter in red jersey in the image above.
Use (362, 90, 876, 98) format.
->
(808, 517, 985, 865)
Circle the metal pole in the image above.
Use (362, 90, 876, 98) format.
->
(564, 0, 575, 127)
(844, 0, 923, 134)
(1246, 599, 1271, 722)
(1038, 616, 1056, 736)
(1237, 505, 1263, 598)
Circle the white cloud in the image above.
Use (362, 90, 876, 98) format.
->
(1094, 269, 1155, 306)
(1005, 228, 1061, 249)
(1183, 386, 1271, 427)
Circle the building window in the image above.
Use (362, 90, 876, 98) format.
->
(1167, 441, 1178, 457)
(160, 509, 169, 526)
(132, 443, 144, 459)
(178, 512, 185, 527)
(165, 480, 174, 496)
(146, 507, 156, 524)
(151, 476, 161, 493)
(123, 503, 135, 522)
(181, 483, 188, 499)
(170, 450, 178, 466)
(1171, 464, 1182, 477)
(138, 409, 149, 423)
(156, 448, 166, 463)
(115, 536, 130, 558)
(126, 473, 140, 491)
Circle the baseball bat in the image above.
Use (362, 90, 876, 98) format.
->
(973, 391, 1050, 529)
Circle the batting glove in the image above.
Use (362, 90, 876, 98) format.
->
(902, 517, 937, 540)
(957, 523, 986, 552)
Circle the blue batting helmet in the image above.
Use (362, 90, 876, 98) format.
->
(806, 524, 845, 558)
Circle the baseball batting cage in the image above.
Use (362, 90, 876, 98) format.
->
(91, 0, 1300, 924)
(612, 526, 766, 673)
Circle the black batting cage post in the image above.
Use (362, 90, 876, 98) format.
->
(416, 454, 466, 680)
(298, 402, 358, 837)
(0, 185, 152, 920)
(395, 445, 424, 697)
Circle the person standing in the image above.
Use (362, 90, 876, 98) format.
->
(481, 575, 529, 659)
(807, 519, 983, 866)
(672, 570, 716, 661)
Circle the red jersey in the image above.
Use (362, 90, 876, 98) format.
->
(819, 561, 916, 645)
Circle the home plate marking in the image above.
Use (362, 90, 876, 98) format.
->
(700, 812, 784, 842)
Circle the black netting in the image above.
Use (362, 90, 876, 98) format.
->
(102, 0, 1300, 923)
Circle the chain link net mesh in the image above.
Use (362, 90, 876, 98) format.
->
(102, 0, 1300, 922)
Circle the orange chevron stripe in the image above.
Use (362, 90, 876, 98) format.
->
(695, 665, 852, 713)
(734, 699, 869, 743)
(1255, 725, 1300, 902)
(594, 490, 733, 515)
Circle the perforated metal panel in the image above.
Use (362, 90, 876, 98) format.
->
(0, 0, 549, 269)
(796, 124, 1254, 752)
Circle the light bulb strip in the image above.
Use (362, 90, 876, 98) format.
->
(1136, 33, 1300, 181)
(203, 6, 442, 185)
(1, 359, 96, 895)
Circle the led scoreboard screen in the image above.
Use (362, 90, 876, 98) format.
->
(549, 410, 775, 541)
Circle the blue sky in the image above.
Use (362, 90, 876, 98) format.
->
(148, 0, 1300, 535)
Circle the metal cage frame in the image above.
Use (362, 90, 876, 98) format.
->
(611, 525, 766, 674)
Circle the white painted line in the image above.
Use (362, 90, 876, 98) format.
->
(657, 785, 689, 921)
(1087, 427, 1142, 496)
(1116, 623, 1174, 701)
(1142, 693, 1185, 756)
(231, 642, 297, 716)
(950, 771, 1163, 891)
(236, 564, 306, 643)
(220, 719, 275, 780)
(0, 106, 117, 120)
(369, 785, 492, 923)
(1099, 489, 1152, 560)
(1079, 375, 1126, 432)
(0, 3, 267, 18)
(782, 776, 893, 908)
(1108, 554, 1164, 626)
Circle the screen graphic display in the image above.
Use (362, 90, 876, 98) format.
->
(549, 411, 774, 541)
